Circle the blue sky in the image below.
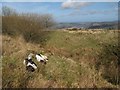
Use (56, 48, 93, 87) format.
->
(1, 2, 118, 22)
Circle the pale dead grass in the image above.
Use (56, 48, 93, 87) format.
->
(2, 35, 43, 59)
(66, 29, 119, 35)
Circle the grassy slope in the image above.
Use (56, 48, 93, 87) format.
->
(2, 30, 119, 88)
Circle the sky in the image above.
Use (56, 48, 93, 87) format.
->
(0, 1, 119, 22)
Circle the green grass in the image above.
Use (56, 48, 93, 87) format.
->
(44, 56, 82, 86)
(2, 30, 119, 88)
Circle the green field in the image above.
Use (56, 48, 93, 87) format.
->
(2, 30, 120, 88)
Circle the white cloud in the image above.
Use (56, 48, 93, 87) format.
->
(62, 0, 91, 9)
(66, 8, 118, 16)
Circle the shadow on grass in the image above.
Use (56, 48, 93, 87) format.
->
(96, 43, 120, 85)
(22, 31, 54, 46)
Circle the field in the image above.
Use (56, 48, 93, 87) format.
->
(2, 29, 120, 88)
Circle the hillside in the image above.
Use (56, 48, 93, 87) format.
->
(2, 30, 120, 88)
(55, 21, 118, 30)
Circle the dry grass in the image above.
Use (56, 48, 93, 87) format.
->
(2, 30, 120, 88)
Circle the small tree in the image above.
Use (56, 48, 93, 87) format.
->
(42, 14, 55, 28)
(2, 6, 17, 16)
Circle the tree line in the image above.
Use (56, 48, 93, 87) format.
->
(2, 6, 55, 35)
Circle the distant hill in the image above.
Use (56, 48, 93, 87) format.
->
(88, 21, 118, 30)
(55, 21, 118, 30)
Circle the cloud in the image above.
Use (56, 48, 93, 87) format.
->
(66, 9, 117, 16)
(62, 0, 91, 9)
